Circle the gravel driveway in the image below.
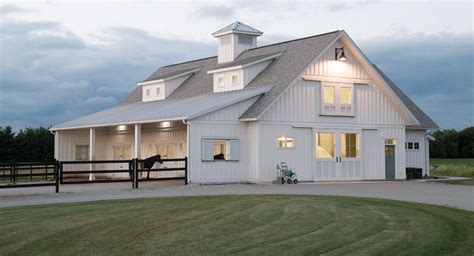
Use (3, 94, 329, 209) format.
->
(0, 180, 473, 211)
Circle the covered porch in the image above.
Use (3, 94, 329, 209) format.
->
(54, 120, 188, 180)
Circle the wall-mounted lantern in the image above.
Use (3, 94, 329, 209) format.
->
(335, 47, 347, 61)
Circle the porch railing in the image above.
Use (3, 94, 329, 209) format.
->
(0, 157, 188, 193)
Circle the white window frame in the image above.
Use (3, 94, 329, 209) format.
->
(201, 138, 240, 162)
(231, 73, 239, 87)
(320, 82, 354, 116)
(340, 133, 360, 159)
(217, 75, 225, 88)
(277, 136, 295, 149)
(316, 132, 336, 159)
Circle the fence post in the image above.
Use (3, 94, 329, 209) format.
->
(12, 161, 16, 184)
(184, 156, 188, 185)
(59, 162, 64, 184)
(55, 160, 60, 193)
(133, 158, 139, 189)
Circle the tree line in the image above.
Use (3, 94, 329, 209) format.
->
(0, 126, 54, 162)
(429, 126, 474, 158)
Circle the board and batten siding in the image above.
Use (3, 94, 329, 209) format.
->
(406, 129, 428, 175)
(188, 97, 261, 183)
(256, 124, 313, 182)
(188, 122, 249, 183)
(261, 79, 405, 126)
(304, 40, 369, 80)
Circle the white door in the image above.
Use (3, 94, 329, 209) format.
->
(314, 129, 362, 181)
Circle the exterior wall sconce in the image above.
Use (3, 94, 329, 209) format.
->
(335, 47, 347, 61)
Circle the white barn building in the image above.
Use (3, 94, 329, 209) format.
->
(51, 22, 438, 183)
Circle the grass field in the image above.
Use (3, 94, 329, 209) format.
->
(430, 158, 474, 185)
(0, 195, 473, 255)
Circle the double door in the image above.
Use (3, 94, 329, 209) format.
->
(314, 129, 362, 180)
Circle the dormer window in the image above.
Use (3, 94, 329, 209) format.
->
(217, 76, 225, 87)
(156, 87, 161, 96)
(321, 82, 354, 116)
(231, 74, 238, 86)
(146, 88, 151, 97)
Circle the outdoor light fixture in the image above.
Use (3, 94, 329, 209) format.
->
(335, 47, 347, 61)
(117, 125, 126, 131)
(161, 121, 171, 128)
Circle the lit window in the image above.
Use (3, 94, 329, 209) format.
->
(75, 145, 89, 161)
(340, 87, 352, 104)
(341, 133, 359, 158)
(414, 142, 420, 150)
(321, 83, 354, 116)
(316, 133, 335, 158)
(408, 142, 413, 149)
(156, 87, 161, 95)
(277, 137, 295, 149)
(385, 139, 396, 145)
(323, 86, 335, 104)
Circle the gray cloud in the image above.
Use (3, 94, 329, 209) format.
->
(0, 18, 214, 131)
(192, 5, 235, 20)
(360, 33, 474, 129)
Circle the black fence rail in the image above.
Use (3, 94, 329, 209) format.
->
(59, 159, 134, 185)
(0, 157, 188, 193)
(0, 161, 59, 191)
(135, 157, 188, 188)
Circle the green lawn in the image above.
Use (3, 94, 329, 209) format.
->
(430, 158, 474, 185)
(0, 195, 473, 255)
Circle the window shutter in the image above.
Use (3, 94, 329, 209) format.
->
(201, 139, 214, 161)
(229, 139, 240, 161)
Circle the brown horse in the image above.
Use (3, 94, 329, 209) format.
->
(142, 154, 163, 179)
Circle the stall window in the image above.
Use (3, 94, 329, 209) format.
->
(202, 138, 240, 161)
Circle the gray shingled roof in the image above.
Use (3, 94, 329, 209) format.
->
(118, 31, 342, 115)
(118, 30, 436, 129)
(52, 86, 270, 130)
(373, 65, 438, 129)
(212, 21, 263, 36)
(141, 67, 200, 83)
(211, 51, 284, 70)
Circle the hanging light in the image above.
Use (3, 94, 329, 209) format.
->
(335, 47, 347, 61)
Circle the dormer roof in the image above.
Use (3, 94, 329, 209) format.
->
(212, 21, 263, 37)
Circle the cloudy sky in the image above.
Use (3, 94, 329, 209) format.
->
(0, 0, 472, 131)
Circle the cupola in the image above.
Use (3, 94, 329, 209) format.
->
(212, 21, 263, 64)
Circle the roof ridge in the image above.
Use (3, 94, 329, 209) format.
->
(161, 55, 217, 68)
(250, 30, 342, 51)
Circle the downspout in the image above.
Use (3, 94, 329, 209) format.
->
(182, 119, 190, 184)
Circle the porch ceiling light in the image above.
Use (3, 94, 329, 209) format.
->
(335, 47, 347, 61)
(161, 121, 171, 128)
(117, 125, 126, 131)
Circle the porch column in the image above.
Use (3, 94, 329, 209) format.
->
(134, 124, 142, 159)
(89, 128, 96, 181)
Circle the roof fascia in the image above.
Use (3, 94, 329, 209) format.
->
(50, 117, 187, 131)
